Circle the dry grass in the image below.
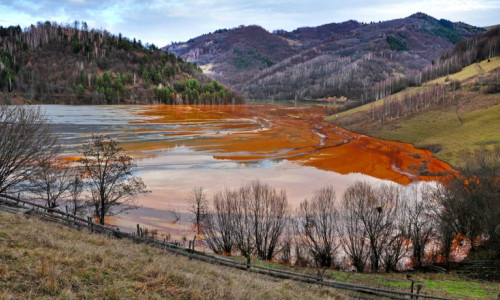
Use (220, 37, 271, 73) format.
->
(0, 212, 345, 299)
(1, 211, 498, 299)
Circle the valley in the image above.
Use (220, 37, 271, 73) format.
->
(0, 6, 499, 299)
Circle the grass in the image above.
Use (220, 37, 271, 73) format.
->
(0, 211, 344, 300)
(327, 57, 500, 167)
(1, 211, 499, 299)
(213, 252, 500, 299)
(327, 57, 500, 121)
(374, 103, 500, 166)
(427, 56, 500, 85)
(324, 271, 497, 299)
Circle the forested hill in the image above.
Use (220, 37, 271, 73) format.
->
(0, 21, 243, 105)
(165, 13, 484, 103)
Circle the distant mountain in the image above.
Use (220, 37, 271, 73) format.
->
(165, 13, 484, 103)
(0, 22, 243, 105)
(166, 25, 300, 87)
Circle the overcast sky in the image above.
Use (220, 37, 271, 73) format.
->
(1, 0, 499, 47)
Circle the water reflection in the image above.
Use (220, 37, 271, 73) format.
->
(42, 104, 453, 239)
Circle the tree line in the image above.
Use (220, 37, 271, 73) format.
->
(0, 21, 243, 104)
(370, 82, 461, 123)
(153, 79, 235, 105)
(371, 26, 500, 102)
(194, 149, 498, 271)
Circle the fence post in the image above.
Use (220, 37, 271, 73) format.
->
(416, 284, 422, 300)
(192, 236, 196, 252)
(246, 256, 251, 270)
(188, 241, 193, 260)
(317, 269, 324, 288)
(87, 216, 93, 232)
(407, 275, 415, 299)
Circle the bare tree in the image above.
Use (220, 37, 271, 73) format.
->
(66, 175, 86, 216)
(0, 105, 58, 194)
(339, 184, 368, 272)
(402, 185, 436, 269)
(27, 153, 73, 208)
(381, 186, 408, 272)
(296, 186, 339, 267)
(246, 181, 289, 260)
(188, 186, 208, 234)
(79, 135, 150, 225)
(340, 182, 409, 272)
(364, 183, 400, 271)
(233, 186, 255, 266)
(201, 188, 237, 254)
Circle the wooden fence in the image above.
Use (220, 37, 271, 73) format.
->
(0, 193, 454, 300)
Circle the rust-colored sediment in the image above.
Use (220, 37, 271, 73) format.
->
(129, 105, 454, 185)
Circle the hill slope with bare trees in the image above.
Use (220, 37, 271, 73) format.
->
(0, 21, 243, 105)
(328, 26, 500, 166)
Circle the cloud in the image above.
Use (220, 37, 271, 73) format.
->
(0, 0, 498, 46)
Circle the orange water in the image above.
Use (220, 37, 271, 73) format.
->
(129, 104, 453, 185)
(51, 104, 454, 239)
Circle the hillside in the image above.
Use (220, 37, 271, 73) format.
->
(0, 22, 243, 105)
(166, 25, 299, 87)
(2, 206, 499, 299)
(166, 13, 484, 102)
(0, 211, 344, 299)
(327, 27, 500, 167)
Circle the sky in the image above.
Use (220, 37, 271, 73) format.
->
(1, 0, 499, 47)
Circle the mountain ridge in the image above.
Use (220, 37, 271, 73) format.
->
(165, 13, 484, 103)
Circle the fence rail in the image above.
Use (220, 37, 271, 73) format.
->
(0, 193, 454, 300)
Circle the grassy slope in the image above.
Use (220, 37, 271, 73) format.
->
(375, 103, 500, 164)
(326, 58, 500, 167)
(328, 57, 500, 120)
(426, 56, 500, 84)
(0, 212, 342, 300)
(1, 212, 498, 299)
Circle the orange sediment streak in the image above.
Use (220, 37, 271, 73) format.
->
(128, 105, 454, 185)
